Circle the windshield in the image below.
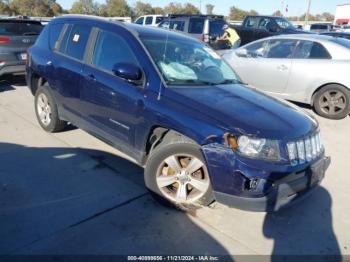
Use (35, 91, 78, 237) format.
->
(141, 37, 238, 86)
(0, 22, 43, 36)
(275, 18, 295, 29)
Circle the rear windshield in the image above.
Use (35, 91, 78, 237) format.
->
(0, 22, 43, 36)
(311, 24, 328, 30)
(209, 20, 226, 36)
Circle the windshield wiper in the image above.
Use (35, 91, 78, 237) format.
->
(217, 79, 246, 85)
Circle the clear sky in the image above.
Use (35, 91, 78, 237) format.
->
(57, 0, 345, 16)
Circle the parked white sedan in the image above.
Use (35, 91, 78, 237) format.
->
(222, 34, 350, 119)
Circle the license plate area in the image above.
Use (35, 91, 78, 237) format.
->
(19, 53, 27, 60)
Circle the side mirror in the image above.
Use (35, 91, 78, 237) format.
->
(112, 63, 142, 82)
(235, 48, 248, 58)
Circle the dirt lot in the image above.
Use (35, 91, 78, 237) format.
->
(0, 75, 349, 256)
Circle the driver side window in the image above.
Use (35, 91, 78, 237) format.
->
(258, 18, 273, 31)
(92, 30, 139, 73)
(245, 40, 269, 58)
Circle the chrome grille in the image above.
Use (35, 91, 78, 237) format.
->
(287, 132, 323, 166)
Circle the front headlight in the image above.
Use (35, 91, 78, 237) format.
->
(237, 135, 280, 161)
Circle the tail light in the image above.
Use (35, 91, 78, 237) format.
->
(0, 61, 5, 66)
(0, 37, 10, 43)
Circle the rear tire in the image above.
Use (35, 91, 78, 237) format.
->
(34, 85, 67, 132)
(144, 140, 214, 211)
(313, 84, 350, 120)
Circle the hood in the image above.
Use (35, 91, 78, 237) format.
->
(166, 84, 317, 140)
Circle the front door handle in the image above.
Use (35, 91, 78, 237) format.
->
(277, 65, 288, 71)
(85, 73, 96, 81)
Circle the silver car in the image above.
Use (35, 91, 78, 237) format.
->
(222, 34, 350, 119)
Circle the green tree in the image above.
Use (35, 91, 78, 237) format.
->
(206, 4, 214, 15)
(229, 6, 258, 20)
(106, 0, 133, 17)
(272, 10, 282, 17)
(164, 2, 200, 15)
(70, 0, 98, 15)
(321, 12, 334, 22)
(97, 4, 108, 16)
(10, 0, 51, 16)
(153, 6, 164, 15)
(163, 2, 182, 14)
(0, 0, 11, 15)
(134, 1, 153, 17)
(182, 3, 200, 14)
(51, 2, 63, 16)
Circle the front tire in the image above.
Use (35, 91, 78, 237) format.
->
(313, 84, 350, 120)
(35, 85, 67, 132)
(144, 141, 214, 210)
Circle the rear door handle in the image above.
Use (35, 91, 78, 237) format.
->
(85, 73, 96, 81)
(277, 65, 288, 71)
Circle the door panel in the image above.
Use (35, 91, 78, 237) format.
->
(80, 29, 145, 152)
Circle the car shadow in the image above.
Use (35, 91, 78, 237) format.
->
(263, 186, 341, 259)
(0, 142, 232, 257)
(0, 74, 26, 87)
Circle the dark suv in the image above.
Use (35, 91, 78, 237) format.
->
(158, 14, 228, 49)
(26, 15, 330, 212)
(0, 18, 43, 77)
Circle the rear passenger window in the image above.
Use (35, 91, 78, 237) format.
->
(170, 21, 185, 31)
(294, 41, 331, 59)
(49, 23, 64, 50)
(135, 17, 144, 25)
(188, 18, 204, 34)
(145, 16, 153, 25)
(92, 30, 139, 73)
(62, 24, 91, 60)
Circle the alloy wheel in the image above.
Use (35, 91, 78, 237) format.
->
(319, 90, 347, 116)
(156, 154, 210, 203)
(37, 93, 52, 126)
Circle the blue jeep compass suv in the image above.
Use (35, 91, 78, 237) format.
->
(26, 15, 330, 212)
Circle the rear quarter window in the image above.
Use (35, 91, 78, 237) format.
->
(49, 23, 64, 50)
(209, 20, 226, 36)
(294, 41, 332, 59)
(170, 21, 185, 31)
(145, 16, 153, 25)
(188, 18, 205, 34)
(60, 24, 91, 61)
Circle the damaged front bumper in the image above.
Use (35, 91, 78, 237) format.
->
(202, 144, 331, 212)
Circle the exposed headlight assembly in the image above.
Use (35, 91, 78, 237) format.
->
(226, 135, 280, 161)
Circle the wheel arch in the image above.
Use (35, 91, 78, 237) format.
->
(141, 126, 199, 165)
(311, 82, 350, 106)
(29, 74, 48, 96)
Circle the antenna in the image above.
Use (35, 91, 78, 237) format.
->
(157, 15, 171, 100)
